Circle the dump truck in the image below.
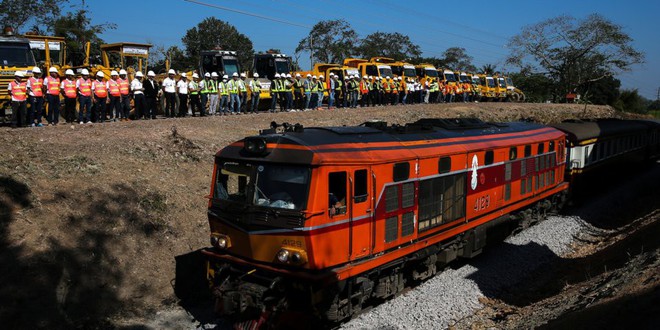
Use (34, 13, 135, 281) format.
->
(343, 58, 393, 79)
(0, 26, 36, 119)
(252, 51, 293, 107)
(415, 63, 439, 85)
(477, 74, 497, 101)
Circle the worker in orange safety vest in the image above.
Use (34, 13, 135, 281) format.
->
(8, 71, 28, 128)
(60, 69, 77, 123)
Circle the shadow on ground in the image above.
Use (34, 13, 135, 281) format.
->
(0, 175, 168, 329)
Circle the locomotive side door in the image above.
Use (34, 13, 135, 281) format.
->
(349, 168, 372, 260)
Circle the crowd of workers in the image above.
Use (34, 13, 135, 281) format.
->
(6, 67, 477, 128)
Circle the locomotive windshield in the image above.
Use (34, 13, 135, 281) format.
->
(215, 162, 310, 210)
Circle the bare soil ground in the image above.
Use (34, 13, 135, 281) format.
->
(0, 103, 654, 329)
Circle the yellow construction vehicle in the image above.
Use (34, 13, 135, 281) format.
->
(471, 74, 482, 100)
(477, 74, 497, 101)
(0, 26, 37, 119)
(504, 76, 525, 102)
(252, 50, 293, 107)
(92, 42, 151, 81)
(343, 58, 393, 79)
(494, 75, 508, 101)
(440, 69, 457, 86)
(24, 34, 67, 72)
(415, 63, 439, 85)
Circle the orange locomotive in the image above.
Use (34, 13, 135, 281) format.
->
(203, 118, 569, 325)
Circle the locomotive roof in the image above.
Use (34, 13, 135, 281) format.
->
(217, 118, 564, 165)
(551, 118, 656, 144)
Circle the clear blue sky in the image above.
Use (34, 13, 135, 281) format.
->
(72, 0, 658, 99)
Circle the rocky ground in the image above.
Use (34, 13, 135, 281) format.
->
(0, 102, 656, 329)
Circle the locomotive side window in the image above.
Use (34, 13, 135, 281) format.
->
(439, 157, 451, 173)
(537, 143, 544, 155)
(505, 183, 511, 201)
(549, 141, 555, 152)
(354, 169, 368, 203)
(329, 172, 347, 216)
(385, 185, 399, 213)
(393, 162, 410, 182)
(485, 151, 494, 165)
(509, 147, 518, 160)
(524, 145, 532, 157)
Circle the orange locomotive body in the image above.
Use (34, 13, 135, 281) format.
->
(203, 118, 569, 324)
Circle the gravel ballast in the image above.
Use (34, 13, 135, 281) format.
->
(341, 216, 587, 330)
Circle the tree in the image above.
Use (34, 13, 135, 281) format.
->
(182, 17, 254, 71)
(579, 75, 620, 106)
(508, 72, 554, 103)
(163, 46, 188, 73)
(296, 20, 358, 65)
(52, 9, 116, 67)
(507, 14, 644, 101)
(0, 0, 68, 33)
(441, 47, 476, 71)
(613, 89, 648, 114)
(481, 64, 496, 75)
(358, 32, 421, 60)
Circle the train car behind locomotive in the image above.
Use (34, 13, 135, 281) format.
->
(203, 117, 570, 326)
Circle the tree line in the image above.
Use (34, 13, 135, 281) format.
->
(2, 1, 654, 115)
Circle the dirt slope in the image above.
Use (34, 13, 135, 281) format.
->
(0, 103, 644, 328)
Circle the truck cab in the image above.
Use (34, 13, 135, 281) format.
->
(253, 51, 293, 103)
(98, 42, 151, 80)
(200, 50, 240, 77)
(0, 26, 36, 117)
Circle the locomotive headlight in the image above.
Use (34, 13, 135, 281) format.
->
(277, 249, 290, 263)
(211, 233, 231, 250)
(244, 137, 267, 155)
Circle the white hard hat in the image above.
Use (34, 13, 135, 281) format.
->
(363, 76, 367, 79)
(232, 72, 238, 77)
(49, 67, 58, 73)
(111, 70, 118, 76)
(204, 72, 210, 77)
(168, 69, 175, 74)
(65, 69, 74, 75)
(240, 73, 246, 78)
(349, 75, 354, 79)
(97, 71, 104, 78)
(222, 74, 228, 79)
(274, 73, 281, 78)
(286, 74, 292, 78)
(181, 72, 187, 78)
(354, 74, 359, 78)
(306, 74, 311, 78)
(295, 73, 301, 77)
(15, 71, 25, 77)
(329, 73, 334, 76)
(386, 76, 390, 79)
(32, 67, 41, 74)
(312, 75, 317, 79)
(344, 76, 349, 80)
(81, 69, 89, 75)
(136, 71, 143, 77)
(319, 75, 324, 78)
(253, 73, 259, 78)
(211, 72, 218, 77)
(147, 70, 155, 77)
(192, 73, 199, 78)
(119, 69, 127, 75)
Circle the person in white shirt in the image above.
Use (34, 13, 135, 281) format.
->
(161, 69, 177, 117)
(176, 73, 189, 117)
(131, 71, 145, 119)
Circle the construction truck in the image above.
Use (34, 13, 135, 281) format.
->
(252, 51, 293, 107)
(494, 75, 508, 101)
(504, 76, 525, 102)
(415, 63, 439, 85)
(368, 57, 414, 80)
(477, 74, 497, 101)
(0, 26, 36, 119)
(25, 34, 67, 72)
(296, 62, 359, 99)
(343, 58, 393, 79)
(440, 69, 457, 85)
(471, 74, 482, 100)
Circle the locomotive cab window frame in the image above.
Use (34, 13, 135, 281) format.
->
(485, 151, 494, 165)
(393, 162, 410, 182)
(329, 171, 347, 216)
(353, 169, 368, 204)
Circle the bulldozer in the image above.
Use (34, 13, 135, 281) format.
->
(91, 42, 151, 81)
